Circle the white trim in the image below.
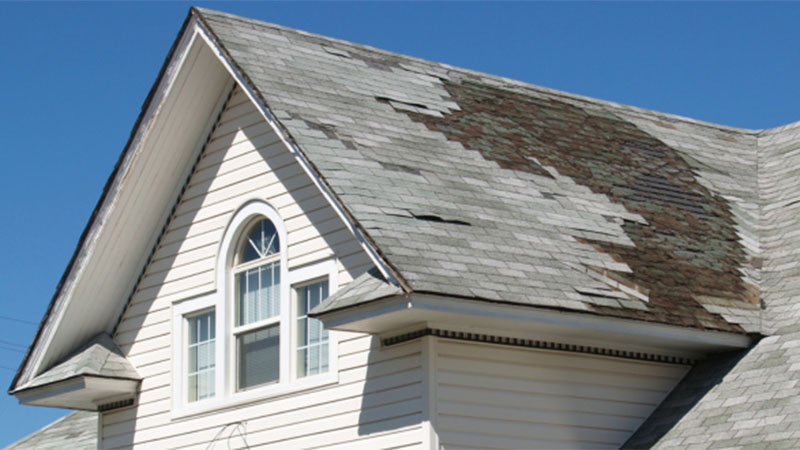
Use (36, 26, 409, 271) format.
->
(319, 293, 752, 359)
(420, 336, 439, 450)
(172, 292, 219, 413)
(193, 22, 404, 292)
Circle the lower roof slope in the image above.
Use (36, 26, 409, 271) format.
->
(5, 411, 96, 450)
(197, 8, 761, 334)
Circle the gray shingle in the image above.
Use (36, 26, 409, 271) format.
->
(15, 333, 140, 392)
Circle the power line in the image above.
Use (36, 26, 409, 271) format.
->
(0, 315, 37, 326)
(0, 345, 24, 353)
(0, 339, 26, 349)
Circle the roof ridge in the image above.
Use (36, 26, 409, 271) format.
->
(194, 7, 761, 135)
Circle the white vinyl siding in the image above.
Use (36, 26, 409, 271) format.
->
(433, 339, 689, 450)
(107, 86, 409, 448)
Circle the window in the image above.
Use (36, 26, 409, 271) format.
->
(187, 311, 215, 402)
(172, 200, 338, 415)
(173, 292, 219, 411)
(232, 219, 281, 390)
(296, 280, 329, 378)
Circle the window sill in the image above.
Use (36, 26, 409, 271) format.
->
(170, 372, 338, 420)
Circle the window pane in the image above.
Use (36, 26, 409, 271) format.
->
(187, 311, 215, 403)
(239, 219, 279, 263)
(238, 324, 280, 389)
(297, 280, 330, 378)
(237, 261, 280, 326)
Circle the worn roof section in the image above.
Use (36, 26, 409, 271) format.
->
(195, 8, 761, 334)
(312, 268, 404, 316)
(13, 333, 139, 392)
(623, 114, 800, 448)
(5, 411, 96, 450)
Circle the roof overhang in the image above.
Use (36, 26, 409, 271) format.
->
(11, 15, 235, 391)
(14, 375, 139, 411)
(317, 293, 753, 361)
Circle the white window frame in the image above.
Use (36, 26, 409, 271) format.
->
(172, 292, 221, 414)
(171, 200, 338, 418)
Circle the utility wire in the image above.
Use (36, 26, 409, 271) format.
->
(0, 345, 24, 353)
(0, 339, 26, 349)
(0, 315, 37, 326)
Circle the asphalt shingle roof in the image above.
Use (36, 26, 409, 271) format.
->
(196, 8, 761, 334)
(5, 411, 97, 450)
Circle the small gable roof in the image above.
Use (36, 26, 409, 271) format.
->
(13, 333, 140, 393)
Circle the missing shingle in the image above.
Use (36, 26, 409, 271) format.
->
(411, 213, 471, 226)
(375, 96, 429, 110)
(302, 119, 338, 139)
(380, 161, 422, 175)
(322, 46, 350, 58)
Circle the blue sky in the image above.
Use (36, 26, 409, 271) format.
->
(1, 1, 798, 446)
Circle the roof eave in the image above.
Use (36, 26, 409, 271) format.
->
(316, 292, 752, 360)
(8, 11, 201, 394)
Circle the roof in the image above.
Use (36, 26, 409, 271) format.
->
(312, 268, 403, 316)
(11, 8, 800, 446)
(5, 411, 96, 450)
(196, 8, 762, 334)
(13, 333, 139, 393)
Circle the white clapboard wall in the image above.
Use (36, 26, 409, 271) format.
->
(433, 339, 689, 449)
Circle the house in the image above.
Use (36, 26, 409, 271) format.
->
(8, 6, 800, 449)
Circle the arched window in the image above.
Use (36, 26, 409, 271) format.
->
(172, 199, 338, 413)
(232, 218, 282, 390)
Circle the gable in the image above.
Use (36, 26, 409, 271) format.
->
(113, 82, 374, 385)
(104, 85, 421, 448)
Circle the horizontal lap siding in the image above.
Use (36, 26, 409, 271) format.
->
(108, 87, 411, 449)
(435, 340, 689, 450)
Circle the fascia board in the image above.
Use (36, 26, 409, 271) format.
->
(190, 9, 407, 294)
(318, 293, 752, 357)
(10, 14, 209, 392)
(14, 375, 139, 411)
(411, 294, 752, 350)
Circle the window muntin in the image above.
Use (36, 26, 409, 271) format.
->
(239, 218, 279, 264)
(296, 280, 330, 378)
(187, 311, 215, 403)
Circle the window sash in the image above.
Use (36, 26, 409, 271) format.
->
(296, 280, 330, 378)
(235, 260, 281, 327)
(237, 324, 280, 390)
(187, 311, 215, 402)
